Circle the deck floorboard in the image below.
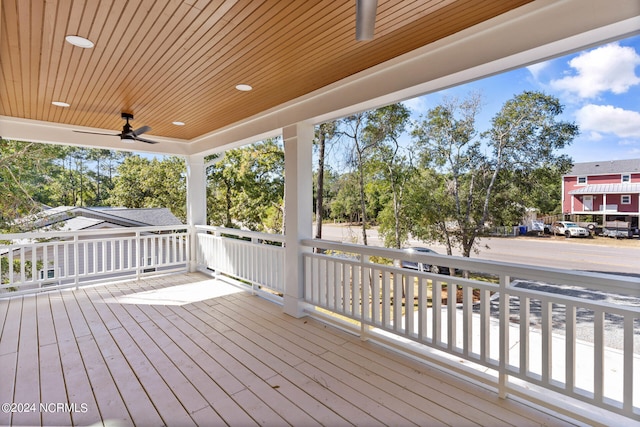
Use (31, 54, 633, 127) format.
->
(0, 272, 579, 426)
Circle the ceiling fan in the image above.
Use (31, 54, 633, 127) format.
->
(74, 112, 158, 144)
(356, 0, 378, 41)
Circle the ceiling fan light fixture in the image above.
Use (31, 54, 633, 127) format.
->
(355, 0, 378, 41)
(235, 84, 252, 91)
(65, 35, 94, 49)
(52, 101, 70, 107)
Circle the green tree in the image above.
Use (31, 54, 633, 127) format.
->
(481, 91, 576, 225)
(86, 148, 126, 205)
(410, 91, 578, 258)
(108, 156, 187, 222)
(364, 104, 413, 249)
(313, 168, 339, 223)
(341, 113, 379, 245)
(314, 121, 339, 239)
(330, 171, 361, 224)
(410, 93, 484, 257)
(0, 138, 63, 231)
(44, 147, 128, 207)
(526, 165, 569, 215)
(342, 106, 413, 246)
(207, 139, 284, 232)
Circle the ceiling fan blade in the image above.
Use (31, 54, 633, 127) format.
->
(356, 0, 378, 41)
(74, 130, 120, 136)
(132, 135, 159, 144)
(132, 125, 151, 136)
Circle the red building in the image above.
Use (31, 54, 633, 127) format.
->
(563, 159, 640, 230)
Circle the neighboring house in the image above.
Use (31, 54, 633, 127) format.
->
(14, 206, 183, 232)
(562, 159, 640, 230)
(2, 207, 185, 287)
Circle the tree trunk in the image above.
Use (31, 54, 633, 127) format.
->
(224, 181, 233, 228)
(358, 162, 368, 246)
(315, 132, 325, 239)
(392, 186, 401, 249)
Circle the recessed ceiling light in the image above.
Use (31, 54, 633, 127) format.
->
(65, 35, 94, 48)
(235, 84, 252, 91)
(172, 121, 185, 126)
(52, 101, 70, 107)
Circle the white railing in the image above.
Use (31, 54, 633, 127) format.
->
(599, 204, 619, 212)
(301, 239, 640, 422)
(0, 225, 189, 296)
(4, 222, 637, 421)
(195, 225, 285, 295)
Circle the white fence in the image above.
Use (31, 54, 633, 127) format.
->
(195, 226, 285, 295)
(0, 226, 189, 295)
(301, 239, 640, 422)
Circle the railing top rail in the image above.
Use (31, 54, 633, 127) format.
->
(0, 224, 189, 242)
(302, 238, 640, 296)
(195, 225, 285, 243)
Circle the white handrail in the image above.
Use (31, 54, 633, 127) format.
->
(301, 238, 640, 421)
(302, 238, 640, 296)
(195, 226, 285, 294)
(1, 226, 190, 295)
(0, 224, 188, 241)
(195, 225, 285, 243)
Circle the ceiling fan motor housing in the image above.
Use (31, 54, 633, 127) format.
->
(120, 112, 134, 141)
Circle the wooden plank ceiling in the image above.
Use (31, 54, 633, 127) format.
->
(0, 0, 531, 141)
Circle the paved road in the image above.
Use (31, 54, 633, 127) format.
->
(502, 280, 640, 352)
(318, 223, 640, 351)
(317, 223, 640, 276)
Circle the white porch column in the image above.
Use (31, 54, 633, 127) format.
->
(283, 123, 313, 318)
(186, 154, 207, 272)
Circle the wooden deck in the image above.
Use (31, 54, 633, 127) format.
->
(0, 272, 578, 426)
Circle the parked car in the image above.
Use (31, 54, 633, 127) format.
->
(400, 247, 451, 274)
(551, 221, 590, 238)
(602, 220, 633, 238)
(525, 220, 551, 235)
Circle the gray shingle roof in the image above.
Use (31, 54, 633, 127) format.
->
(94, 207, 183, 226)
(567, 159, 640, 176)
(17, 206, 183, 231)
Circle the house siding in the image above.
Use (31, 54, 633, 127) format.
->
(563, 161, 640, 227)
(563, 176, 578, 213)
(588, 174, 624, 185)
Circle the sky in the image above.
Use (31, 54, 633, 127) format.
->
(402, 34, 640, 164)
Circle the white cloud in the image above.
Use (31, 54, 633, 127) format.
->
(575, 104, 640, 138)
(619, 139, 639, 146)
(526, 61, 549, 80)
(550, 43, 640, 98)
(402, 96, 427, 113)
(584, 131, 603, 141)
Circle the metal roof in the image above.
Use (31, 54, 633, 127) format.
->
(568, 183, 640, 195)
